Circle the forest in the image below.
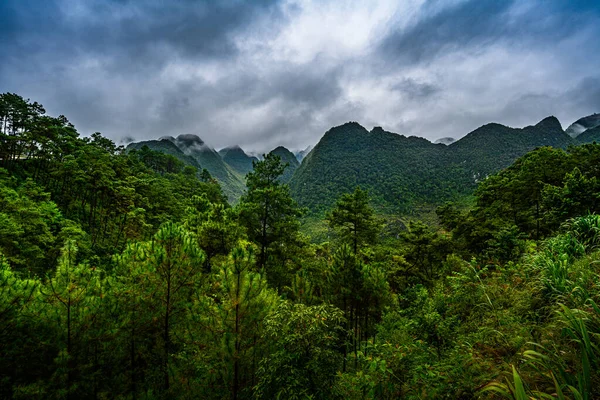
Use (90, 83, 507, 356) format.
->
(1, 92, 600, 399)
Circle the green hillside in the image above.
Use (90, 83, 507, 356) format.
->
(448, 116, 573, 182)
(565, 112, 600, 137)
(128, 135, 246, 201)
(290, 117, 574, 214)
(268, 146, 299, 183)
(290, 122, 454, 214)
(219, 145, 257, 176)
(577, 125, 600, 144)
(127, 139, 201, 169)
(4, 92, 600, 400)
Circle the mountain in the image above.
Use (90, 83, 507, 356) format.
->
(576, 125, 600, 144)
(290, 117, 574, 214)
(434, 137, 455, 145)
(269, 146, 300, 183)
(294, 145, 313, 162)
(127, 138, 202, 169)
(565, 113, 600, 138)
(128, 134, 246, 201)
(448, 116, 572, 181)
(219, 145, 257, 176)
(289, 123, 452, 214)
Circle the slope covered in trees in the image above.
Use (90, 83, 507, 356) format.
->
(290, 117, 577, 214)
(219, 145, 258, 176)
(268, 146, 299, 183)
(128, 135, 246, 201)
(2, 92, 600, 399)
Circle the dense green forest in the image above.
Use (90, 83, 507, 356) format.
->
(290, 118, 580, 215)
(2, 92, 600, 399)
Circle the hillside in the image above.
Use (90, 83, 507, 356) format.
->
(219, 145, 257, 176)
(448, 116, 572, 182)
(565, 113, 600, 137)
(127, 139, 202, 169)
(128, 135, 246, 201)
(289, 123, 453, 214)
(577, 125, 600, 144)
(268, 146, 300, 183)
(290, 117, 574, 214)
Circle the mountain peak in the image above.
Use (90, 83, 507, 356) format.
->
(220, 145, 245, 155)
(176, 134, 205, 147)
(535, 116, 563, 132)
(269, 146, 300, 183)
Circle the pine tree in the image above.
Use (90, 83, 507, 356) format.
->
(327, 186, 379, 255)
(238, 153, 303, 289)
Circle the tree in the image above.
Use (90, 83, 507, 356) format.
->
(238, 153, 303, 287)
(254, 301, 345, 400)
(194, 246, 276, 399)
(39, 240, 105, 399)
(327, 187, 379, 254)
(113, 222, 205, 395)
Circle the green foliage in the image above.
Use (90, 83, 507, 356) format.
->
(291, 118, 574, 215)
(254, 301, 345, 400)
(268, 146, 299, 183)
(194, 246, 277, 399)
(326, 186, 379, 254)
(0, 172, 62, 273)
(4, 92, 600, 399)
(238, 152, 304, 289)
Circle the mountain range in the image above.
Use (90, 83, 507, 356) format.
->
(127, 113, 600, 213)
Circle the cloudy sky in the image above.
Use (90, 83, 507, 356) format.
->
(1, 0, 599, 152)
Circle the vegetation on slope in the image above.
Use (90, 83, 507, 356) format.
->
(268, 146, 299, 183)
(2, 92, 600, 400)
(219, 145, 258, 176)
(128, 135, 246, 202)
(291, 117, 576, 215)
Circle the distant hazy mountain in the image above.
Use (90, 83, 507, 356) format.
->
(565, 113, 600, 138)
(219, 145, 257, 177)
(268, 146, 300, 183)
(127, 113, 599, 210)
(128, 134, 245, 201)
(294, 145, 313, 162)
(576, 125, 600, 144)
(434, 137, 455, 145)
(290, 117, 574, 214)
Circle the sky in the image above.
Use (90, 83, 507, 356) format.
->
(1, 0, 600, 152)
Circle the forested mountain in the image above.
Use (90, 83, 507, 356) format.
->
(447, 116, 573, 183)
(565, 112, 600, 137)
(290, 123, 453, 213)
(3, 92, 600, 400)
(128, 135, 246, 201)
(268, 146, 299, 183)
(290, 117, 576, 214)
(577, 125, 600, 143)
(219, 145, 258, 176)
(126, 138, 202, 170)
(124, 114, 600, 213)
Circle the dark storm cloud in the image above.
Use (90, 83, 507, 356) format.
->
(380, 0, 515, 65)
(0, 0, 283, 62)
(389, 79, 440, 101)
(1, 0, 600, 151)
(379, 0, 599, 66)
